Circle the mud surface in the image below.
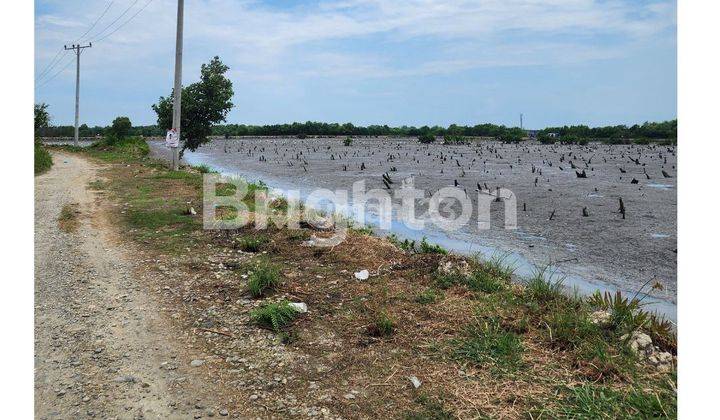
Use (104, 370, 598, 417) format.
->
(150, 137, 677, 318)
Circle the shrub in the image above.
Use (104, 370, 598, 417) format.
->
(343, 136, 353, 146)
(247, 260, 280, 297)
(250, 300, 299, 332)
(34, 141, 53, 175)
(586, 290, 650, 335)
(418, 133, 436, 144)
(443, 134, 466, 144)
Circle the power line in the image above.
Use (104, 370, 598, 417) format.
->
(36, 54, 75, 89)
(74, 1, 115, 44)
(93, 0, 155, 43)
(36, 1, 113, 82)
(85, 0, 140, 42)
(36, 49, 67, 81)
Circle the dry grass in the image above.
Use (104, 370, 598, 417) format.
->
(58, 203, 80, 232)
(76, 148, 676, 419)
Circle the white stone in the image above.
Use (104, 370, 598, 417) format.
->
(407, 375, 422, 389)
(289, 302, 308, 313)
(354, 269, 369, 280)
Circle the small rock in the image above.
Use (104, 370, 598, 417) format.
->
(407, 375, 422, 389)
(589, 310, 611, 325)
(343, 393, 356, 400)
(249, 394, 259, 401)
(621, 331, 653, 357)
(219, 409, 229, 416)
(354, 270, 369, 280)
(190, 359, 205, 367)
(288, 302, 308, 313)
(113, 375, 136, 383)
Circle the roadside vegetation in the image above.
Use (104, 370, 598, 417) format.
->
(54, 139, 676, 418)
(35, 141, 53, 175)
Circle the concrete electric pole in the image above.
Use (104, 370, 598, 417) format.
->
(171, 0, 184, 171)
(64, 43, 92, 147)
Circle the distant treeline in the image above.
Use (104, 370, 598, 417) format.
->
(37, 119, 676, 141)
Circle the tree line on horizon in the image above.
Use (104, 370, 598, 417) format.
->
(36, 119, 677, 141)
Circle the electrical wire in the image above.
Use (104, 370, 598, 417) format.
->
(85, 0, 140, 42)
(92, 0, 155, 43)
(36, 54, 75, 89)
(74, 1, 115, 44)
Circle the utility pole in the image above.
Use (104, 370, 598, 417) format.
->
(520, 113, 524, 130)
(64, 43, 92, 147)
(171, 0, 184, 171)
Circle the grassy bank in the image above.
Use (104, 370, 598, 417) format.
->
(61, 138, 676, 418)
(34, 141, 52, 175)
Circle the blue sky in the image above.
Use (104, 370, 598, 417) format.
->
(34, 0, 676, 129)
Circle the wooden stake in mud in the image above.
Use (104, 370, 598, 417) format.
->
(618, 197, 626, 219)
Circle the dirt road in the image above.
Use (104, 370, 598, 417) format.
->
(34, 152, 230, 419)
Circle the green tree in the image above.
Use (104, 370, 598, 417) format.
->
(34, 103, 50, 135)
(108, 117, 132, 140)
(152, 56, 234, 154)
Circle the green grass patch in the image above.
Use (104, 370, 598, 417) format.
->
(250, 300, 299, 332)
(87, 136, 149, 162)
(419, 237, 448, 254)
(415, 288, 443, 305)
(237, 234, 269, 252)
(537, 384, 676, 419)
(452, 316, 524, 373)
(34, 141, 53, 175)
(367, 311, 395, 337)
(406, 394, 456, 420)
(247, 259, 281, 297)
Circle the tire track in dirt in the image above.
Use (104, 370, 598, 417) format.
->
(35, 152, 232, 419)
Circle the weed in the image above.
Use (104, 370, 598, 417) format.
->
(58, 203, 80, 232)
(483, 252, 516, 280)
(247, 260, 281, 297)
(34, 141, 53, 175)
(434, 272, 467, 290)
(349, 223, 373, 235)
(416, 288, 442, 305)
(237, 235, 269, 252)
(367, 311, 394, 337)
(406, 394, 456, 420)
(524, 265, 564, 304)
(250, 300, 299, 332)
(419, 237, 447, 254)
(194, 164, 216, 173)
(452, 316, 524, 372)
(466, 269, 505, 293)
(388, 234, 416, 252)
(587, 290, 650, 335)
(537, 384, 675, 419)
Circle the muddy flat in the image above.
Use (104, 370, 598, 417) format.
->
(151, 137, 677, 315)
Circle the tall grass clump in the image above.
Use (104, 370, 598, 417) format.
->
(524, 264, 565, 304)
(247, 260, 281, 297)
(452, 316, 524, 373)
(34, 141, 53, 175)
(237, 234, 269, 252)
